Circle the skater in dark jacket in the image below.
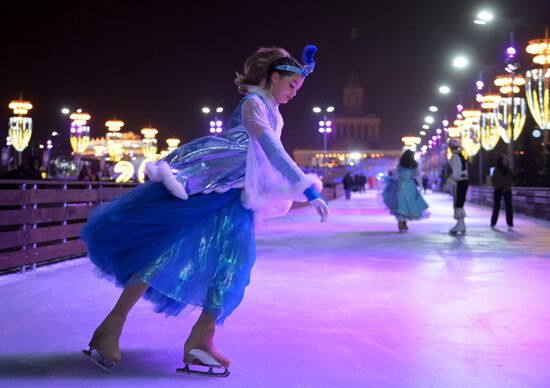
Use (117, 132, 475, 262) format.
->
(490, 155, 514, 229)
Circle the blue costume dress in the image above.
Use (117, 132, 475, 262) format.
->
(382, 166, 429, 221)
(81, 87, 322, 324)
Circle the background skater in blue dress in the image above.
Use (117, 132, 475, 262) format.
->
(382, 149, 429, 232)
(81, 45, 329, 377)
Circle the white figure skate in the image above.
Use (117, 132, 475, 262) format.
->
(449, 208, 466, 235)
(176, 348, 230, 378)
(449, 219, 466, 235)
(82, 347, 117, 371)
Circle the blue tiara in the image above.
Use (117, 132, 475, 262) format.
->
(273, 45, 317, 77)
(273, 64, 315, 77)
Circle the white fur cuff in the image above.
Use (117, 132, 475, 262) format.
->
(145, 161, 188, 200)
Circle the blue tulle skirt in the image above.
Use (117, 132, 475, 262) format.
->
(81, 182, 255, 324)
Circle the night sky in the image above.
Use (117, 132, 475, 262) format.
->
(2, 0, 549, 155)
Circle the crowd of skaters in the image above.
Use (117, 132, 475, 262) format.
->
(342, 140, 515, 233)
(342, 173, 377, 200)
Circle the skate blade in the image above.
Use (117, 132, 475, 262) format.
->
(176, 364, 230, 378)
(82, 348, 117, 371)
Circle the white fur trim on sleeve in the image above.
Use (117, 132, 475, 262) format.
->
(293, 173, 323, 201)
(145, 161, 188, 200)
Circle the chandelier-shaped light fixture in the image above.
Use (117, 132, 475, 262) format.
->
(69, 110, 91, 155)
(494, 74, 527, 143)
(401, 135, 421, 151)
(446, 125, 462, 160)
(460, 109, 482, 158)
(166, 138, 180, 152)
(105, 119, 125, 161)
(8, 99, 33, 158)
(525, 34, 550, 130)
(141, 127, 158, 157)
(479, 94, 502, 150)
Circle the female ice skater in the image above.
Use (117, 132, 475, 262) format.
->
(382, 149, 429, 232)
(81, 45, 329, 377)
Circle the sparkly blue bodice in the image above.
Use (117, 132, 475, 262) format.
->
(160, 93, 275, 196)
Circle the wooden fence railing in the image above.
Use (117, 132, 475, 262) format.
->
(0, 180, 136, 272)
(467, 186, 550, 221)
(0, 180, 345, 273)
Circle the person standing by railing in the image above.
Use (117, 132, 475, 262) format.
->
(490, 155, 514, 229)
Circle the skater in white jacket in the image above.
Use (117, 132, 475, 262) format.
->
(446, 138, 469, 234)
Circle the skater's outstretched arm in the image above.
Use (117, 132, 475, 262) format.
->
(242, 96, 329, 222)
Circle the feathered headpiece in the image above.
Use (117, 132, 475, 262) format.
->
(274, 45, 317, 77)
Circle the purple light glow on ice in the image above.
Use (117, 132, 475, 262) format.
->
(3, 191, 550, 387)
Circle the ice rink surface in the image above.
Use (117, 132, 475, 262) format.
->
(1, 190, 549, 387)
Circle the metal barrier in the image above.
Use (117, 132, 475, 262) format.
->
(0, 179, 136, 273)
